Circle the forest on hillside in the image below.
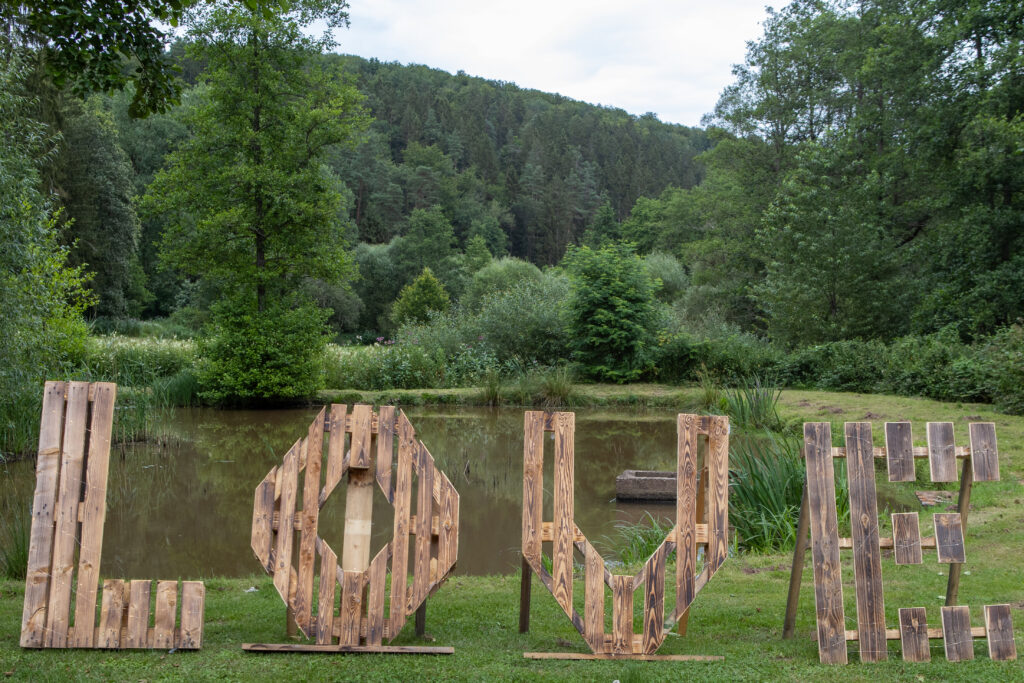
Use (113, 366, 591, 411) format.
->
(2, 0, 1023, 429)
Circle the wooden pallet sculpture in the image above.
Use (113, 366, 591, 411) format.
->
(518, 412, 728, 661)
(21, 381, 205, 650)
(243, 404, 459, 654)
(783, 421, 1015, 664)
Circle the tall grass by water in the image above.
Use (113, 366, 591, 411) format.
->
(0, 497, 29, 579)
(608, 511, 676, 565)
(725, 375, 783, 430)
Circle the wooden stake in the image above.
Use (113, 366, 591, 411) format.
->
(519, 555, 531, 633)
(944, 456, 972, 606)
(783, 482, 810, 639)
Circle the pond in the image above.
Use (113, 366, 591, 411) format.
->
(2, 406, 690, 578)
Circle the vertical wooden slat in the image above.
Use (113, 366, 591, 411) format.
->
(349, 404, 373, 469)
(376, 406, 396, 501)
(272, 440, 301, 605)
(804, 422, 847, 664)
(706, 416, 729, 573)
(898, 607, 930, 662)
(251, 469, 276, 572)
(126, 580, 151, 648)
(934, 513, 966, 564)
(153, 581, 177, 649)
(45, 380, 91, 648)
(389, 412, 415, 637)
(969, 423, 999, 482)
(941, 605, 973, 662)
(552, 412, 575, 617)
(583, 542, 605, 652)
(316, 544, 338, 645)
(642, 543, 667, 654)
(365, 546, 389, 646)
(21, 381, 69, 648)
(437, 473, 458, 575)
(295, 408, 326, 635)
(412, 443, 434, 608)
(611, 575, 633, 655)
(891, 512, 923, 565)
(98, 579, 125, 648)
(983, 604, 1016, 661)
(885, 422, 915, 482)
(71, 382, 116, 647)
(320, 404, 348, 505)
(338, 570, 364, 646)
(522, 411, 545, 564)
(845, 422, 887, 662)
(179, 581, 205, 649)
(927, 422, 957, 483)
(676, 414, 698, 618)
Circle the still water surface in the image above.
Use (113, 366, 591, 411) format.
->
(2, 406, 685, 577)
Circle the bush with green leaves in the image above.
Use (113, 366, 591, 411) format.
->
(461, 256, 542, 311)
(979, 323, 1024, 414)
(644, 251, 688, 303)
(391, 267, 450, 327)
(474, 274, 571, 366)
(324, 343, 444, 390)
(196, 298, 329, 405)
(563, 243, 656, 382)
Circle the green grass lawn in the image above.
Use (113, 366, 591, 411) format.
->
(2, 388, 1022, 680)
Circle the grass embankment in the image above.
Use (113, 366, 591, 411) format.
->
(2, 389, 1022, 680)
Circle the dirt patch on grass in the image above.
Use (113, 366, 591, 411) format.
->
(741, 564, 788, 575)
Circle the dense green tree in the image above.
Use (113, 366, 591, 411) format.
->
(391, 205, 461, 293)
(58, 97, 146, 317)
(0, 51, 92, 455)
(144, 0, 367, 401)
(563, 243, 656, 382)
(462, 256, 542, 311)
(391, 267, 450, 326)
(464, 234, 492, 273)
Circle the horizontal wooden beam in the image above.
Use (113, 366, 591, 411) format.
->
(524, 652, 723, 661)
(242, 643, 453, 654)
(841, 626, 987, 641)
(830, 446, 970, 459)
(836, 536, 937, 550)
(540, 522, 708, 544)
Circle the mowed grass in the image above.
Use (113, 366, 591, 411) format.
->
(1, 388, 1022, 680)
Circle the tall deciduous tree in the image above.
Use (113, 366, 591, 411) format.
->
(144, 0, 367, 401)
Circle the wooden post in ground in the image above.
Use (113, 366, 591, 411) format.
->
(944, 457, 973, 606)
(519, 555, 532, 633)
(415, 604, 427, 636)
(783, 482, 810, 639)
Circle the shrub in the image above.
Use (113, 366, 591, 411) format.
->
(196, 298, 329, 404)
(729, 432, 804, 552)
(644, 251, 688, 303)
(474, 274, 571, 365)
(693, 331, 781, 383)
(82, 335, 197, 387)
(325, 343, 445, 390)
(462, 257, 542, 311)
(979, 323, 1024, 414)
(391, 267, 450, 327)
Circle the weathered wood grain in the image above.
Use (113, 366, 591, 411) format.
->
(891, 513, 923, 565)
(365, 545, 389, 646)
(338, 570, 364, 647)
(676, 414, 698, 617)
(153, 581, 177, 649)
(45, 381, 91, 647)
(934, 513, 965, 564)
(388, 411, 415, 637)
(98, 579, 125, 648)
(845, 422, 887, 662)
(251, 469, 276, 572)
(969, 423, 999, 482)
(437, 472, 458, 575)
(242, 643, 454, 654)
(583, 542, 605, 652)
(642, 543, 666, 654)
(522, 411, 545, 564)
(71, 382, 116, 647)
(941, 605, 973, 662)
(804, 422, 847, 664)
(707, 416, 729, 573)
(376, 405, 397, 500)
(898, 607, 930, 662)
(983, 604, 1016, 661)
(20, 381, 68, 648)
(295, 407, 326, 635)
(884, 422, 915, 482)
(552, 412, 575, 617)
(179, 581, 205, 649)
(611, 575, 633, 655)
(316, 544, 337, 645)
(412, 443, 434, 608)
(523, 652, 723, 661)
(320, 404, 348, 506)
(272, 440, 301, 606)
(126, 580, 151, 649)
(927, 422, 957, 483)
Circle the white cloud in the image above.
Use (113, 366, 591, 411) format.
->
(333, 1, 769, 126)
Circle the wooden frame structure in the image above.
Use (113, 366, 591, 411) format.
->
(519, 412, 728, 661)
(243, 404, 459, 654)
(784, 421, 1015, 663)
(21, 381, 204, 650)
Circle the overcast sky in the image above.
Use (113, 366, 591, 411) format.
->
(333, 1, 771, 128)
